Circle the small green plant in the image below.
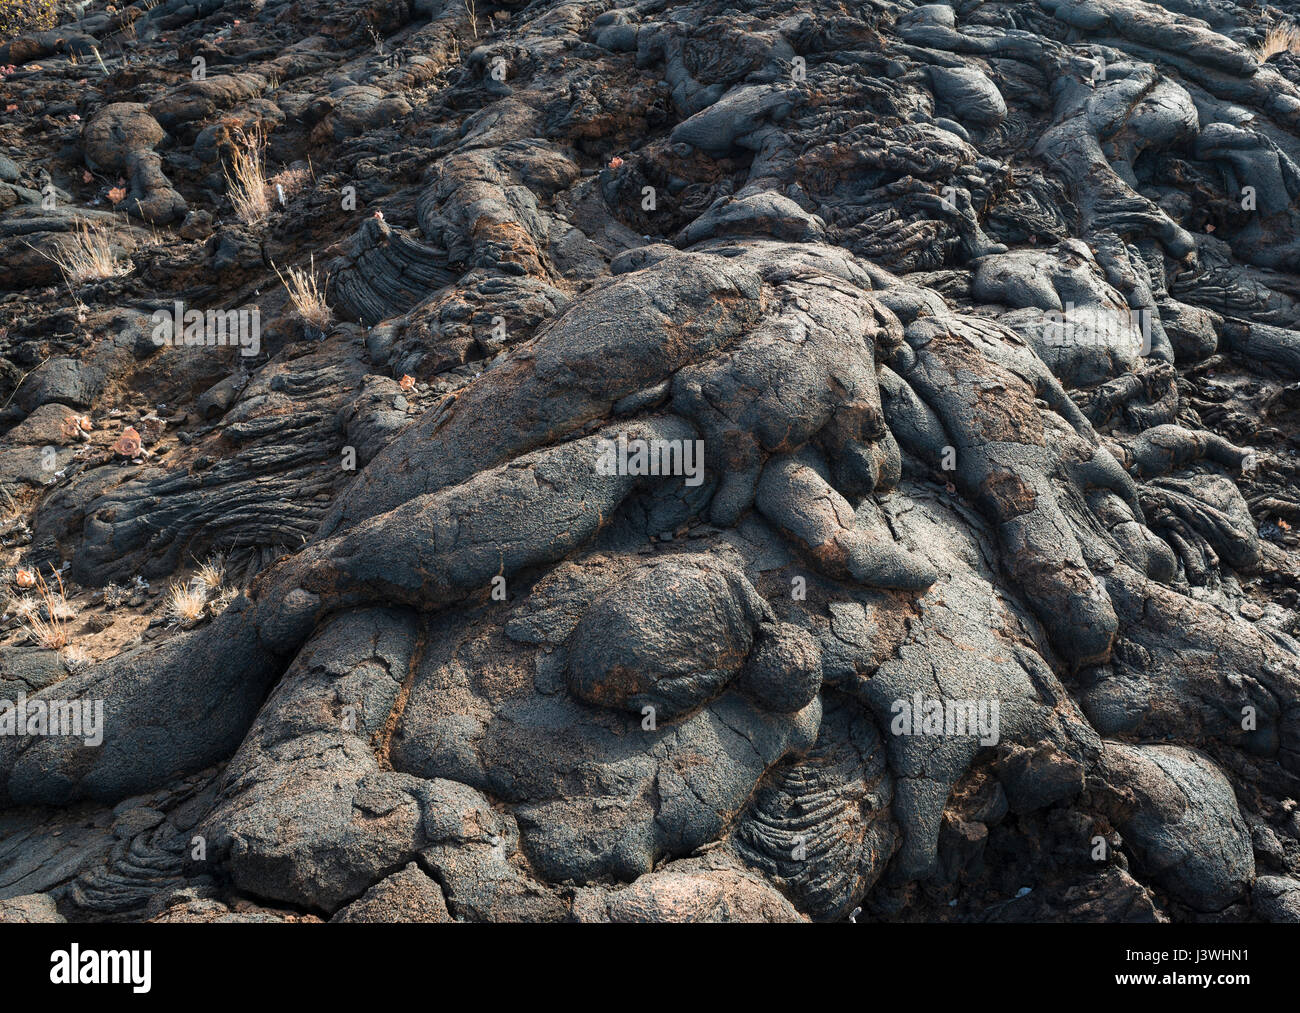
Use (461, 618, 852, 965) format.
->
(0, 0, 56, 41)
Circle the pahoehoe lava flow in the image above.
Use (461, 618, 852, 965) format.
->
(1, 0, 1300, 925)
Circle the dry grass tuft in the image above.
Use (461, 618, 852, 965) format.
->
(1257, 23, 1300, 62)
(44, 219, 130, 286)
(165, 580, 208, 626)
(0, 489, 25, 532)
(274, 254, 334, 332)
(209, 586, 239, 615)
(224, 129, 271, 225)
(9, 568, 73, 650)
(8, 594, 38, 622)
(269, 166, 311, 207)
(193, 555, 226, 593)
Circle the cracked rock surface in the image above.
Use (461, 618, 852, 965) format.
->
(3, 0, 1300, 923)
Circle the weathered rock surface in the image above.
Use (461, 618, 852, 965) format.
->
(2, 0, 1300, 924)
